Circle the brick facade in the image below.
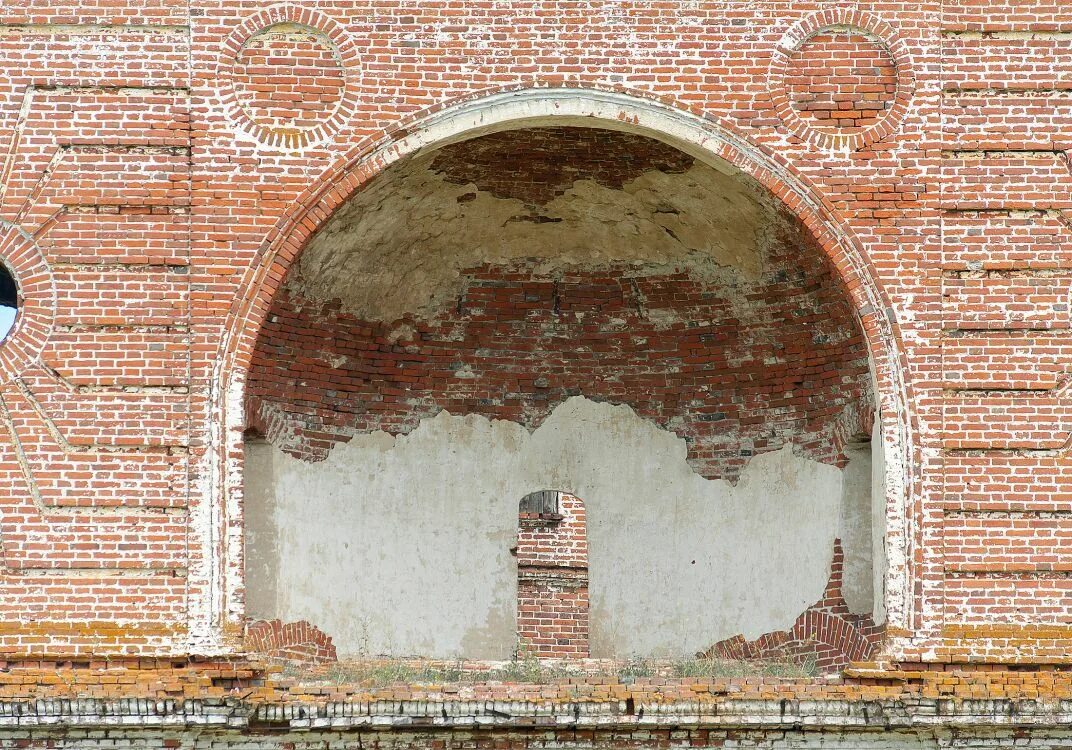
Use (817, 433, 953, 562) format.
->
(0, 0, 1067, 676)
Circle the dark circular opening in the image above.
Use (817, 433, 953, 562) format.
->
(0, 263, 18, 342)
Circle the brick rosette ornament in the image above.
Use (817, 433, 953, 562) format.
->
(0, 221, 53, 384)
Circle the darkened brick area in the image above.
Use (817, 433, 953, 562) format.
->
(430, 127, 694, 206)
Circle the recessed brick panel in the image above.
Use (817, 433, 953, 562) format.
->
(231, 24, 346, 136)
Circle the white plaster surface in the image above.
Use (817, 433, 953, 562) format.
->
(245, 397, 864, 658)
(840, 436, 875, 617)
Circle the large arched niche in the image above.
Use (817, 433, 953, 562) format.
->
(202, 89, 914, 664)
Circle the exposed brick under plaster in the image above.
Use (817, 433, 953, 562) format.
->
(245, 619, 337, 668)
(709, 540, 882, 673)
(430, 127, 695, 206)
(247, 258, 872, 482)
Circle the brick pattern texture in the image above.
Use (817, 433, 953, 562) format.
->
(231, 24, 346, 135)
(0, 0, 1065, 670)
(429, 127, 695, 203)
(245, 619, 337, 667)
(515, 492, 589, 658)
(247, 256, 872, 481)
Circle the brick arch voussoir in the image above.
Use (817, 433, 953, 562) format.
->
(220, 87, 898, 384)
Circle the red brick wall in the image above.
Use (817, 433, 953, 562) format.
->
(245, 618, 337, 667)
(785, 29, 898, 135)
(0, 0, 1068, 668)
(231, 24, 347, 137)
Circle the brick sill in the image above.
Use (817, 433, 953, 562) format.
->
(3, 659, 1072, 731)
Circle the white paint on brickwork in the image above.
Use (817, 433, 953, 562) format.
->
(871, 417, 888, 624)
(840, 419, 887, 620)
(245, 396, 882, 658)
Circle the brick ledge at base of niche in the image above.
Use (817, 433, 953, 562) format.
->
(1, 661, 1072, 730)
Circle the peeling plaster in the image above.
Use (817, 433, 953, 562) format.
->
(209, 90, 914, 657)
(245, 397, 879, 658)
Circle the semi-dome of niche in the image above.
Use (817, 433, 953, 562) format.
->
(291, 127, 795, 323)
(246, 125, 883, 666)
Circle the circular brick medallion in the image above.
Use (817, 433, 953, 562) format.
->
(233, 24, 346, 136)
(787, 29, 897, 135)
(0, 221, 54, 384)
(770, 11, 914, 151)
(219, 7, 360, 150)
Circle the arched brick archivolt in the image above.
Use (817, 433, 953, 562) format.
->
(201, 86, 918, 660)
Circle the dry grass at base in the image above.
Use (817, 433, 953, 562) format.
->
(281, 653, 816, 687)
